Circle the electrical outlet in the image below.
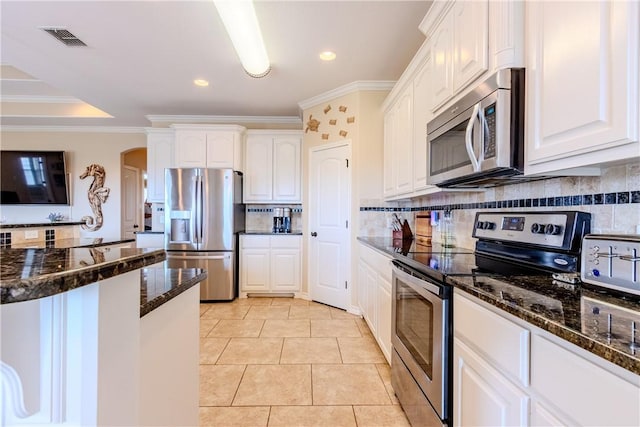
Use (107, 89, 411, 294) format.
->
(25, 230, 39, 239)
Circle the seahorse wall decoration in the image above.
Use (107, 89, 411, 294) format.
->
(80, 164, 110, 231)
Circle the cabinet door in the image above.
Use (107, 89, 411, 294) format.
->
(430, 12, 454, 111)
(383, 109, 396, 197)
(490, 0, 524, 70)
(146, 131, 174, 203)
(206, 131, 236, 169)
(273, 136, 301, 202)
(270, 249, 300, 292)
(453, 338, 529, 427)
(452, 0, 489, 92)
(175, 131, 207, 167)
(413, 54, 434, 192)
(377, 275, 392, 363)
(240, 249, 270, 292)
(244, 136, 273, 202)
(526, 1, 639, 171)
(394, 85, 414, 195)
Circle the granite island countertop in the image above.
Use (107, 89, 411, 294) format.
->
(358, 236, 640, 375)
(140, 264, 206, 317)
(1, 246, 166, 304)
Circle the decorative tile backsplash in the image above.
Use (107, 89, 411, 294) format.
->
(359, 163, 640, 250)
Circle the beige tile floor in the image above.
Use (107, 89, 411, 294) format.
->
(199, 297, 410, 427)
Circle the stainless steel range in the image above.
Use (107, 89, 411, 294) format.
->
(391, 210, 591, 427)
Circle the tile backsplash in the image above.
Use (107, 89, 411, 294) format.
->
(246, 205, 303, 232)
(360, 163, 640, 250)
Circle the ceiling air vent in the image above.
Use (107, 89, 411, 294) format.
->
(41, 28, 87, 46)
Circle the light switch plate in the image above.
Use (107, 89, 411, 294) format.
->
(25, 230, 39, 239)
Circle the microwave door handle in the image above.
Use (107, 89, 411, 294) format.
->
(479, 107, 487, 166)
(465, 103, 481, 172)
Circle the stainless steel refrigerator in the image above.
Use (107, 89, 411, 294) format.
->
(164, 168, 245, 301)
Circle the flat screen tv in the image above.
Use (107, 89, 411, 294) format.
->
(1, 150, 70, 205)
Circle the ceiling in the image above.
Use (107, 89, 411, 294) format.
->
(0, 1, 432, 129)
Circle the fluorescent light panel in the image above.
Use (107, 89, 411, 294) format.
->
(214, 0, 271, 78)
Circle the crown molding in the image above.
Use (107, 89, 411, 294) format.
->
(0, 95, 83, 104)
(297, 80, 396, 111)
(0, 125, 146, 134)
(146, 114, 302, 126)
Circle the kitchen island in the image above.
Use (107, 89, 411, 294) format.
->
(0, 246, 205, 426)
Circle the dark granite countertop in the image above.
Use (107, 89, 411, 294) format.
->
(140, 265, 207, 317)
(241, 231, 303, 236)
(0, 221, 85, 229)
(9, 237, 135, 249)
(358, 236, 640, 375)
(1, 246, 166, 304)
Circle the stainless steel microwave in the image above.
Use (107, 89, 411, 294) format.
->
(427, 68, 527, 188)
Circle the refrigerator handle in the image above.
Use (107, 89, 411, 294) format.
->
(195, 175, 203, 244)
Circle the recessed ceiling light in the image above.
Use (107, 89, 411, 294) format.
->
(319, 51, 336, 61)
(194, 79, 209, 87)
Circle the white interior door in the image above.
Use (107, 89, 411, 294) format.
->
(122, 165, 141, 239)
(309, 142, 351, 309)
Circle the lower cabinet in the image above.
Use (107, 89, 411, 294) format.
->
(453, 290, 640, 426)
(239, 235, 301, 296)
(357, 243, 393, 363)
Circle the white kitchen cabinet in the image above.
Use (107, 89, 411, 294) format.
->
(427, 1, 488, 112)
(412, 52, 435, 193)
(453, 338, 529, 427)
(172, 124, 245, 171)
(244, 130, 302, 203)
(525, 1, 640, 175)
(357, 242, 393, 363)
(489, 0, 524, 71)
(451, 0, 489, 94)
(383, 83, 414, 198)
(239, 235, 301, 296)
(454, 290, 640, 426)
(145, 128, 174, 203)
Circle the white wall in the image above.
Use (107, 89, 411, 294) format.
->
(0, 131, 146, 238)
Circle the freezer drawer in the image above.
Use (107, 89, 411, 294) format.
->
(167, 251, 236, 301)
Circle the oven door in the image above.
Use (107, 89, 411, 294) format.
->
(391, 260, 450, 420)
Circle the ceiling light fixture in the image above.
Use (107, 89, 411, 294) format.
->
(194, 79, 210, 87)
(319, 51, 336, 61)
(213, 0, 271, 78)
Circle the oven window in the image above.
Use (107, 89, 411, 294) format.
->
(395, 280, 434, 379)
(430, 121, 471, 176)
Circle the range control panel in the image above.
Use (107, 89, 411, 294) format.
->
(581, 235, 640, 296)
(472, 211, 590, 251)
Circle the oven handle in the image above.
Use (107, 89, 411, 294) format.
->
(465, 103, 482, 172)
(392, 260, 445, 298)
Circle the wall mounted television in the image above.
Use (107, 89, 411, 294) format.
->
(0, 150, 70, 205)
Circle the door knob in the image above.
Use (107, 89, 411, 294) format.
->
(311, 232, 318, 237)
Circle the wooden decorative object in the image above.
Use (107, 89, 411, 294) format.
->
(347, 116, 355, 123)
(324, 105, 332, 114)
(80, 164, 110, 231)
(321, 133, 329, 140)
(339, 105, 347, 112)
(329, 119, 337, 125)
(339, 130, 348, 137)
(305, 115, 320, 133)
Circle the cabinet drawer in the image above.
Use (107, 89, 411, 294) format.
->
(454, 292, 530, 386)
(241, 235, 270, 249)
(270, 235, 301, 249)
(531, 334, 640, 426)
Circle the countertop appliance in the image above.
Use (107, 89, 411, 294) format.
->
(427, 68, 530, 188)
(581, 234, 640, 296)
(391, 210, 591, 427)
(164, 168, 245, 301)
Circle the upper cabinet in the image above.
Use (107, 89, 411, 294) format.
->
(383, 84, 414, 198)
(525, 1, 639, 175)
(244, 130, 302, 204)
(412, 53, 435, 192)
(146, 128, 174, 203)
(172, 124, 245, 171)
